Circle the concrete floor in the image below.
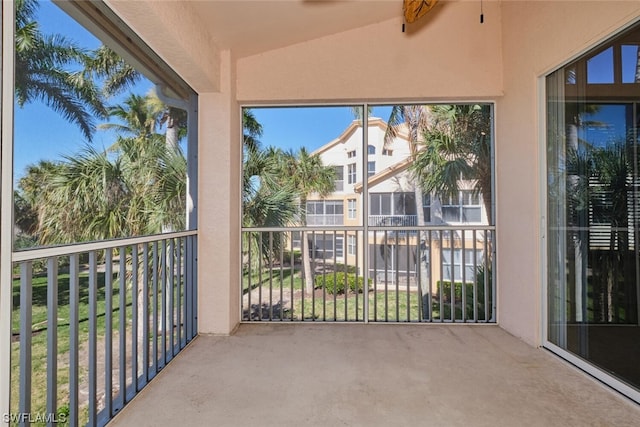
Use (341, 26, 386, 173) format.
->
(109, 324, 640, 427)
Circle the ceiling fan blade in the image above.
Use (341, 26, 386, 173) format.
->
(403, 0, 439, 24)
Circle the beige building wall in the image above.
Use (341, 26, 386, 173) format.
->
(236, 1, 504, 102)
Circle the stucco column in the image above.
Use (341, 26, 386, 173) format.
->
(198, 50, 241, 335)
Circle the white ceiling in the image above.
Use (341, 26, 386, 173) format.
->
(188, 0, 403, 57)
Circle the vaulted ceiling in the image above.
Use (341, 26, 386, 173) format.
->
(187, 0, 404, 58)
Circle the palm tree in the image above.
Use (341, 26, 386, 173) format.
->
(17, 93, 187, 246)
(279, 148, 335, 294)
(384, 105, 433, 318)
(15, 0, 106, 141)
(410, 104, 492, 221)
(241, 110, 298, 272)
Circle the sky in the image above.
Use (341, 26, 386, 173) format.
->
(249, 105, 393, 153)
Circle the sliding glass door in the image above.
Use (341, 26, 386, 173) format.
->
(546, 21, 640, 397)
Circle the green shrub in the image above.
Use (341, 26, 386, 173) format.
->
(315, 272, 371, 295)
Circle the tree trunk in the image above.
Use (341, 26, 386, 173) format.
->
(414, 188, 430, 320)
(302, 231, 314, 295)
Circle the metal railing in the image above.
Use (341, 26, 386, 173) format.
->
(9, 231, 197, 427)
(241, 226, 495, 323)
(368, 215, 418, 227)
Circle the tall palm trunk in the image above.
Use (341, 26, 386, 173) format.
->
(300, 197, 315, 295)
(414, 188, 430, 319)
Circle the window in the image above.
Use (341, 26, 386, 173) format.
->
(368, 161, 376, 177)
(423, 193, 432, 223)
(347, 163, 357, 184)
(442, 249, 483, 282)
(334, 166, 344, 191)
(441, 191, 482, 223)
(368, 145, 376, 155)
(382, 148, 393, 156)
(369, 192, 417, 225)
(348, 235, 357, 255)
(306, 200, 344, 225)
(311, 234, 344, 258)
(290, 231, 302, 249)
(347, 199, 357, 219)
(347, 150, 356, 158)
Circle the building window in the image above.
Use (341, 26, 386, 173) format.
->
(290, 231, 302, 249)
(368, 145, 376, 155)
(311, 234, 344, 259)
(368, 161, 376, 177)
(422, 193, 432, 223)
(382, 148, 393, 156)
(347, 150, 356, 158)
(306, 200, 344, 225)
(347, 163, 357, 184)
(442, 249, 483, 283)
(347, 235, 356, 255)
(334, 166, 344, 191)
(441, 191, 482, 223)
(347, 199, 357, 219)
(369, 192, 417, 226)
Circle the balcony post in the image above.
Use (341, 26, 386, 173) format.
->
(0, 0, 15, 420)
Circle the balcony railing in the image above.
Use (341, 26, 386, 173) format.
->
(241, 226, 495, 323)
(7, 231, 197, 427)
(368, 215, 418, 227)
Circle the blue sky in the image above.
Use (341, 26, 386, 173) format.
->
(250, 105, 393, 153)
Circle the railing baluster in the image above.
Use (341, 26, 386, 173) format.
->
(142, 244, 150, 385)
(161, 240, 167, 367)
(176, 238, 183, 349)
(152, 242, 158, 376)
(185, 236, 193, 335)
(19, 261, 32, 426)
(473, 230, 478, 322)
(105, 249, 113, 416)
(461, 231, 467, 322)
(406, 233, 410, 322)
(192, 235, 198, 336)
(290, 232, 295, 321)
(119, 247, 127, 409)
(322, 230, 327, 321)
(438, 231, 444, 322)
(279, 232, 284, 321)
(258, 233, 263, 321)
(69, 254, 79, 426)
(131, 245, 139, 391)
(88, 252, 97, 427)
(268, 232, 273, 321)
(169, 238, 175, 359)
(46, 257, 58, 427)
